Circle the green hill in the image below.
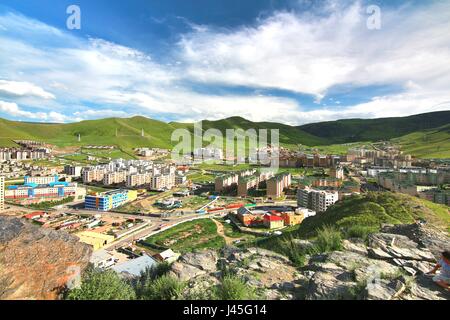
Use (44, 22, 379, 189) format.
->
(0, 116, 178, 149)
(298, 111, 450, 144)
(0, 111, 449, 158)
(297, 192, 450, 237)
(391, 124, 450, 159)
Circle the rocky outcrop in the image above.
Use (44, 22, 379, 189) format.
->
(304, 223, 449, 300)
(0, 217, 92, 300)
(169, 247, 305, 299)
(169, 223, 449, 300)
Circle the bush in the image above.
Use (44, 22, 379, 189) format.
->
(66, 268, 136, 300)
(134, 263, 171, 298)
(311, 225, 343, 253)
(139, 275, 185, 300)
(279, 236, 306, 267)
(344, 225, 377, 240)
(215, 275, 258, 300)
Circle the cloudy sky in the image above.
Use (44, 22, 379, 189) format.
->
(0, 0, 449, 125)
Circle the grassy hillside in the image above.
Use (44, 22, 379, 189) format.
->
(250, 192, 449, 257)
(392, 124, 450, 159)
(298, 111, 450, 144)
(0, 116, 178, 149)
(0, 111, 449, 158)
(297, 192, 450, 237)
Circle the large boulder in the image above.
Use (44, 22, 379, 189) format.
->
(0, 217, 92, 300)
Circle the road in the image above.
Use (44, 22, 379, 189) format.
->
(4, 198, 293, 252)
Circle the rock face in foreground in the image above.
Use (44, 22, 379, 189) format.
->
(169, 223, 449, 300)
(0, 217, 92, 300)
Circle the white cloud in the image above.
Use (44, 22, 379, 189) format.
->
(178, 1, 450, 99)
(0, 80, 55, 100)
(0, 1, 449, 125)
(0, 100, 66, 122)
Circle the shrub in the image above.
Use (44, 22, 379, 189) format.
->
(311, 225, 343, 253)
(134, 263, 171, 298)
(344, 225, 377, 240)
(139, 275, 185, 300)
(65, 268, 136, 300)
(215, 275, 258, 300)
(279, 236, 307, 267)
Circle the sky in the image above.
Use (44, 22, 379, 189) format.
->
(0, 0, 449, 125)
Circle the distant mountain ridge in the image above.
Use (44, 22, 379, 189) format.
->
(0, 111, 449, 157)
(297, 111, 450, 143)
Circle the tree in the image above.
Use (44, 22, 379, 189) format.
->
(66, 268, 136, 300)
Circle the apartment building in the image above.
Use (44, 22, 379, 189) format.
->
(0, 176, 5, 211)
(0, 148, 49, 162)
(5, 181, 82, 200)
(83, 169, 106, 183)
(297, 187, 339, 212)
(24, 175, 59, 185)
(329, 166, 345, 179)
(311, 177, 343, 188)
(237, 176, 259, 197)
(267, 172, 292, 198)
(85, 189, 138, 211)
(64, 165, 83, 177)
(103, 171, 127, 185)
(126, 173, 153, 187)
(151, 174, 175, 190)
(215, 173, 239, 192)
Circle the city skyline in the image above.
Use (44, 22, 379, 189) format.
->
(0, 0, 449, 125)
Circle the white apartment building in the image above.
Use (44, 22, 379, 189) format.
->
(103, 171, 127, 185)
(297, 187, 339, 212)
(126, 173, 153, 187)
(151, 174, 175, 190)
(24, 175, 58, 185)
(0, 176, 5, 211)
(64, 165, 83, 177)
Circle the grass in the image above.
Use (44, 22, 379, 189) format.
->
(1, 112, 449, 160)
(392, 124, 450, 159)
(244, 191, 449, 266)
(215, 275, 259, 300)
(187, 171, 216, 183)
(141, 218, 226, 253)
(26, 196, 75, 210)
(295, 192, 450, 238)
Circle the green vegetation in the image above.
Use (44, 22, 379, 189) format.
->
(137, 274, 186, 300)
(299, 110, 450, 144)
(215, 275, 258, 300)
(27, 196, 75, 210)
(1, 111, 449, 158)
(246, 192, 450, 266)
(296, 192, 450, 238)
(65, 268, 136, 300)
(392, 124, 450, 158)
(141, 219, 226, 253)
(187, 171, 216, 183)
(311, 225, 343, 253)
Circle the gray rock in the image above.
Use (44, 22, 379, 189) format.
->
(365, 279, 406, 300)
(180, 250, 218, 272)
(169, 262, 206, 281)
(342, 239, 368, 256)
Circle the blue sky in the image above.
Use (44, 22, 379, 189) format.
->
(0, 0, 449, 125)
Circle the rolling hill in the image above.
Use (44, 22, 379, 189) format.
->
(298, 111, 450, 144)
(0, 111, 449, 158)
